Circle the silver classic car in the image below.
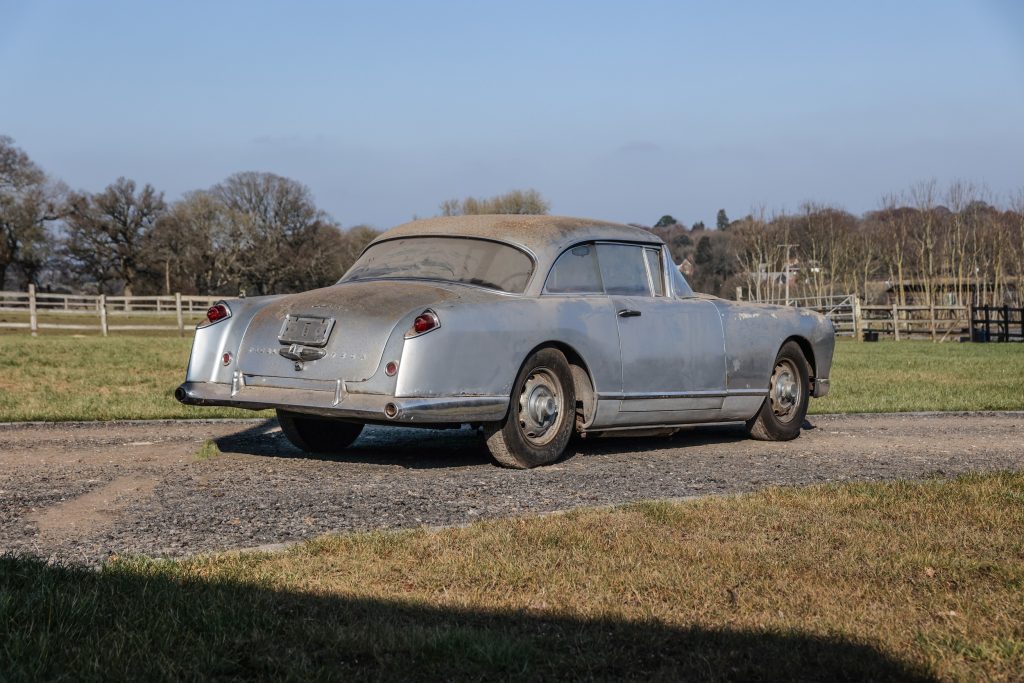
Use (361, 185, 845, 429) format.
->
(176, 215, 834, 468)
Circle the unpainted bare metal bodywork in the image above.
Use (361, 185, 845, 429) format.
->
(176, 215, 834, 433)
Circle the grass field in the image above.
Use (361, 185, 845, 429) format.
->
(3, 472, 1022, 680)
(0, 336, 1022, 421)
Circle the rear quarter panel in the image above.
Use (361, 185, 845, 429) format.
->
(395, 295, 621, 400)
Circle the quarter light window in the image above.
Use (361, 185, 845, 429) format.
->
(644, 248, 665, 296)
(544, 245, 603, 294)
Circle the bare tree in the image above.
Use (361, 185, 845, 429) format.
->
(1009, 190, 1024, 306)
(63, 178, 166, 295)
(208, 172, 342, 295)
(440, 189, 550, 216)
(0, 136, 61, 288)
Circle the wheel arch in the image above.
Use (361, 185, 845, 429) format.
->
(782, 335, 816, 378)
(522, 340, 596, 430)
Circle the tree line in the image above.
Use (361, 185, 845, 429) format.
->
(654, 182, 1024, 306)
(1, 135, 550, 296)
(4, 135, 1022, 304)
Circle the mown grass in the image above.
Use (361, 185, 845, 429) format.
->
(0, 336, 1021, 421)
(3, 473, 1022, 680)
(0, 336, 259, 420)
(811, 339, 1024, 414)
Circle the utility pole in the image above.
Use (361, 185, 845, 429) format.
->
(779, 243, 798, 306)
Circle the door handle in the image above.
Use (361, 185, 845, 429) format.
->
(617, 309, 642, 318)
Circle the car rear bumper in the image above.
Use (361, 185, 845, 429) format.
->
(175, 380, 509, 424)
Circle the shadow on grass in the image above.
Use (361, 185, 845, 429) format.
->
(1, 554, 933, 682)
(213, 420, 760, 470)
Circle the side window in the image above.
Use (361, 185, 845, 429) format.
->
(670, 262, 695, 297)
(644, 248, 665, 296)
(596, 244, 651, 296)
(544, 244, 603, 294)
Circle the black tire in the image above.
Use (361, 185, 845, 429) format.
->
(484, 348, 576, 469)
(746, 341, 810, 441)
(276, 410, 364, 454)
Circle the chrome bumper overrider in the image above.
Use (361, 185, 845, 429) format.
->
(175, 381, 509, 423)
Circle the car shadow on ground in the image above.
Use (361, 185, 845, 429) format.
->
(2, 554, 934, 681)
(212, 419, 786, 470)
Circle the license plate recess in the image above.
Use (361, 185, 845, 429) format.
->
(278, 315, 335, 347)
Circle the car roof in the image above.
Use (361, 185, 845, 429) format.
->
(369, 215, 664, 261)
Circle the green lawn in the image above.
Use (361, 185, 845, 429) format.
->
(0, 336, 1021, 422)
(3, 473, 1022, 680)
(811, 339, 1024, 414)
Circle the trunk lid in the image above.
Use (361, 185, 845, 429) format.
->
(237, 280, 460, 382)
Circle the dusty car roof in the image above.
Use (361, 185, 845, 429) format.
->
(370, 215, 663, 260)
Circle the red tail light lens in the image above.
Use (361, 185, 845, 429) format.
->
(206, 303, 231, 324)
(406, 310, 440, 338)
(413, 314, 436, 334)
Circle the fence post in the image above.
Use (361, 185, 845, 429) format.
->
(852, 295, 863, 342)
(892, 303, 900, 341)
(968, 303, 975, 342)
(1003, 304, 1010, 342)
(99, 294, 108, 337)
(28, 284, 38, 337)
(175, 292, 184, 337)
(929, 301, 936, 342)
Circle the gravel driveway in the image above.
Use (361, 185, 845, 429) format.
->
(1, 412, 1022, 565)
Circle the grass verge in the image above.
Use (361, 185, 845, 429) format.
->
(3, 473, 1022, 680)
(0, 335, 1021, 421)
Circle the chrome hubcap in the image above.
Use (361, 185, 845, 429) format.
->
(770, 359, 801, 423)
(518, 368, 562, 445)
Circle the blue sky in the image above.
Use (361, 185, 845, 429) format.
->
(1, 0, 1022, 228)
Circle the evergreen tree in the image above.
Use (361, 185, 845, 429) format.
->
(716, 209, 730, 230)
(695, 235, 713, 265)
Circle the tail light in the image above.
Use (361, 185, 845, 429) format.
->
(405, 309, 440, 338)
(206, 303, 231, 324)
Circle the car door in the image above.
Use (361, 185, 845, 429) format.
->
(597, 243, 727, 421)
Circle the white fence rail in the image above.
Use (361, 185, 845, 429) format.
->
(0, 286, 220, 336)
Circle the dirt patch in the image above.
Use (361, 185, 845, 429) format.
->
(29, 475, 159, 541)
(1, 413, 1022, 565)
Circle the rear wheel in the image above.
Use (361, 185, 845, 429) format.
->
(485, 348, 576, 469)
(277, 410, 364, 454)
(746, 341, 809, 441)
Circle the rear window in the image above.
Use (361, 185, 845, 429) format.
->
(342, 237, 534, 294)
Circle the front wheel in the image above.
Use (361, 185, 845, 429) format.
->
(746, 341, 810, 441)
(277, 410, 364, 454)
(484, 348, 576, 469)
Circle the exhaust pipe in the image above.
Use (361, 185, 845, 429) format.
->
(174, 385, 189, 404)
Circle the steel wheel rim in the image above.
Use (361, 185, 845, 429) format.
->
(769, 359, 802, 424)
(517, 367, 564, 446)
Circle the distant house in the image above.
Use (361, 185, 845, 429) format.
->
(678, 257, 694, 277)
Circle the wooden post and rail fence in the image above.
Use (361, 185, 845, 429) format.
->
(0, 286, 220, 337)
(5, 286, 1022, 342)
(740, 292, 1023, 343)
